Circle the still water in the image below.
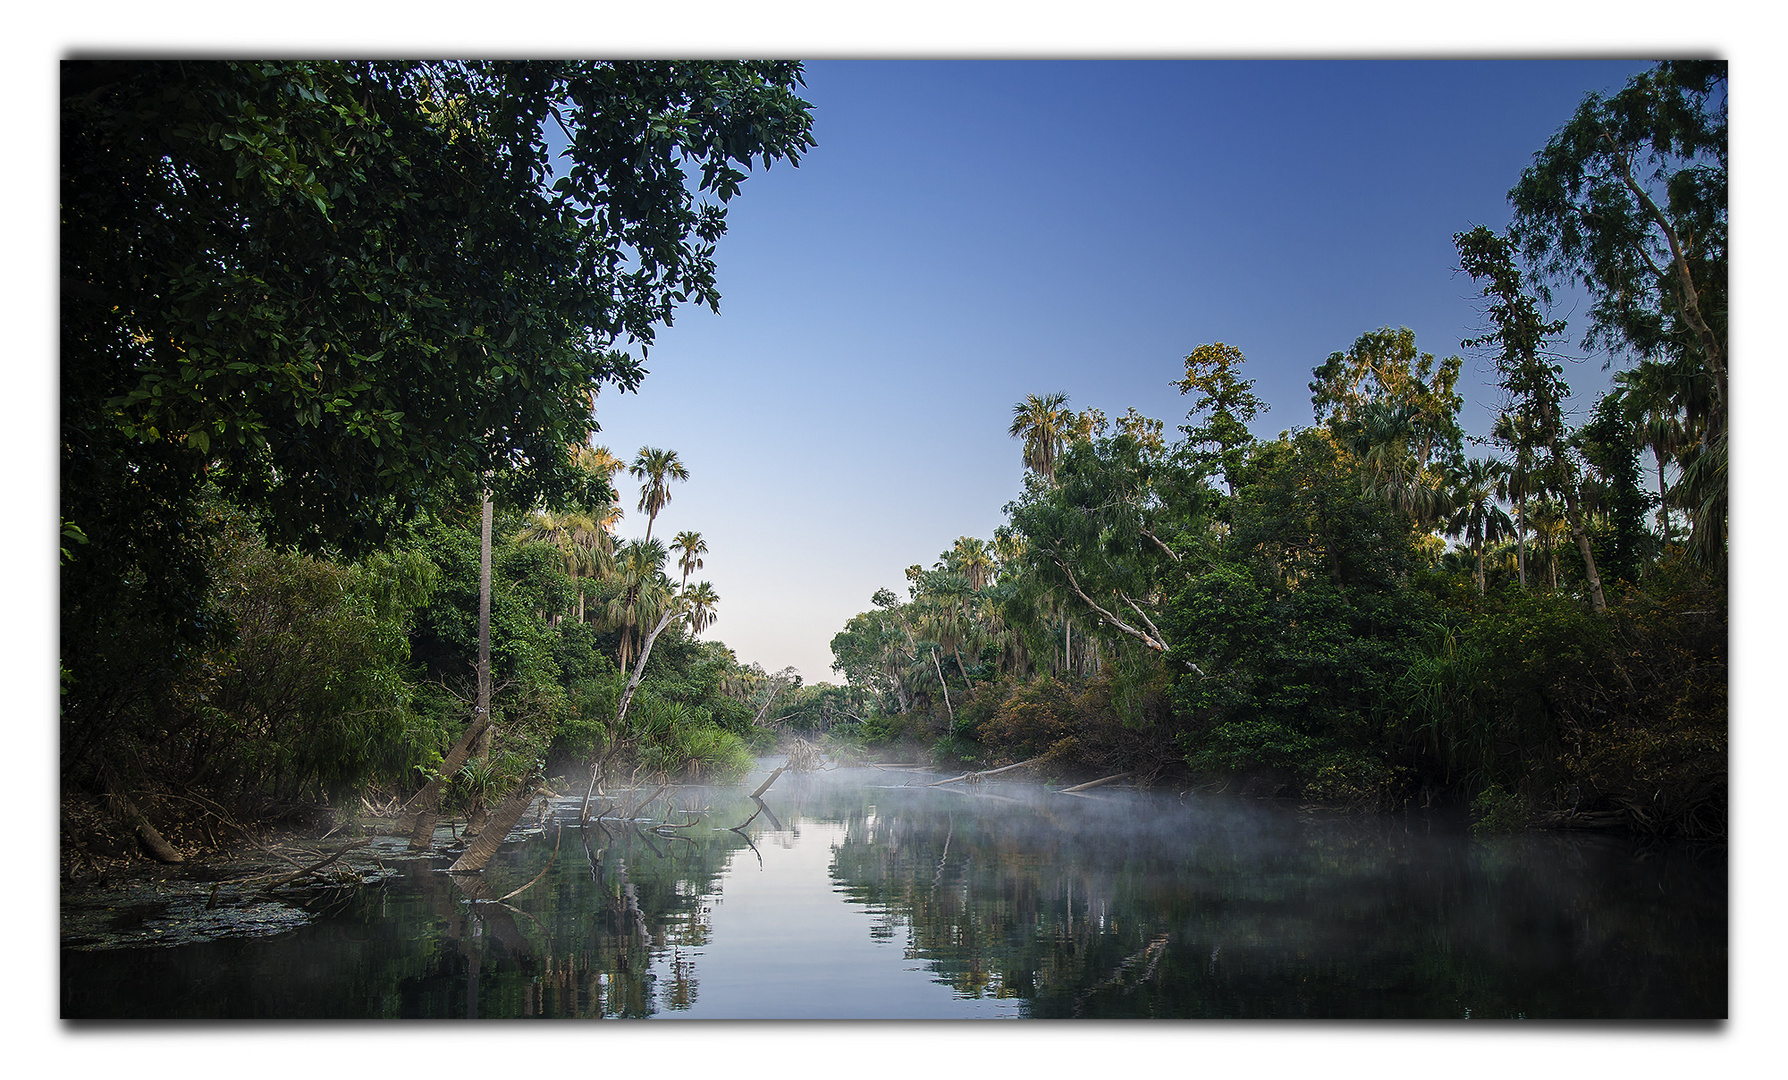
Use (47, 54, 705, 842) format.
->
(61, 759, 1726, 1019)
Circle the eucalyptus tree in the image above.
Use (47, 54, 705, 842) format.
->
(630, 448, 689, 544)
(1508, 60, 1724, 565)
(1443, 458, 1515, 595)
(1009, 393, 1075, 483)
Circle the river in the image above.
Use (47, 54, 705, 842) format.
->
(60, 757, 1726, 1019)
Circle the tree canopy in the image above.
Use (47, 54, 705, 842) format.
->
(63, 60, 814, 554)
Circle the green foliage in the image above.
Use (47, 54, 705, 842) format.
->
(1470, 784, 1528, 836)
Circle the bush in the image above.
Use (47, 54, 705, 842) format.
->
(1470, 783, 1528, 835)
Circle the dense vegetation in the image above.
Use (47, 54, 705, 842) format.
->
(827, 61, 1726, 837)
(60, 60, 1725, 872)
(60, 60, 816, 862)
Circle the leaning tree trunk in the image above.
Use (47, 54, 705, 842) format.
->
(405, 715, 493, 848)
(580, 603, 686, 821)
(448, 780, 540, 873)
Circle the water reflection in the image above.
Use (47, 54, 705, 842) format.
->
(61, 761, 1725, 1019)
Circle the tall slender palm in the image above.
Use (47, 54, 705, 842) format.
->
(1444, 458, 1515, 595)
(1612, 363, 1688, 548)
(684, 580, 720, 637)
(629, 447, 688, 544)
(1491, 411, 1541, 590)
(1009, 393, 1073, 483)
(671, 530, 708, 592)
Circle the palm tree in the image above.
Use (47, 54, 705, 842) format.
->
(574, 443, 626, 487)
(1009, 393, 1073, 483)
(951, 535, 996, 591)
(1342, 400, 1450, 528)
(1612, 362, 1688, 549)
(517, 509, 609, 624)
(1444, 458, 1515, 595)
(684, 580, 720, 637)
(604, 538, 671, 670)
(671, 530, 708, 592)
(629, 447, 688, 544)
(1491, 411, 1541, 590)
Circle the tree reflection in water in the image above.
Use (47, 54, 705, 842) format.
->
(60, 762, 1725, 1019)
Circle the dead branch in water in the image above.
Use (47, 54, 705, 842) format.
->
(749, 766, 787, 799)
(1059, 772, 1131, 793)
(926, 756, 1044, 788)
(264, 837, 373, 890)
(496, 823, 562, 902)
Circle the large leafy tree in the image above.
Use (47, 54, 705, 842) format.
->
(1176, 342, 1264, 496)
(1507, 60, 1725, 565)
(62, 60, 813, 776)
(1507, 60, 1726, 432)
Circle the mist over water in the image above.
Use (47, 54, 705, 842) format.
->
(62, 757, 1725, 1019)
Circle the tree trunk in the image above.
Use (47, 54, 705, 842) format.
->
(448, 780, 540, 873)
(581, 602, 685, 821)
(931, 648, 954, 726)
(405, 714, 492, 848)
(475, 492, 494, 761)
(1515, 496, 1528, 589)
(1655, 449, 1672, 546)
(1539, 399, 1606, 612)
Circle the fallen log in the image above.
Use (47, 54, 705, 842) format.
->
(107, 787, 184, 864)
(926, 756, 1044, 788)
(405, 715, 492, 848)
(1059, 772, 1130, 794)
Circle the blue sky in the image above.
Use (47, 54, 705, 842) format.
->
(590, 59, 1656, 683)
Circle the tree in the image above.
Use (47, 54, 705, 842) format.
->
(604, 539, 673, 671)
(1507, 60, 1724, 566)
(63, 60, 812, 555)
(1310, 328, 1464, 476)
(684, 581, 720, 637)
(1008, 393, 1074, 483)
(1177, 342, 1265, 495)
(1456, 226, 1608, 613)
(1443, 458, 1514, 595)
(630, 447, 689, 544)
(1508, 61, 1726, 435)
(61, 60, 815, 780)
(671, 530, 708, 591)
(517, 508, 609, 623)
